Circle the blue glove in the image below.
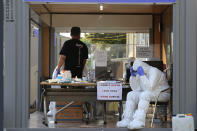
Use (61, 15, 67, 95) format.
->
(130, 66, 136, 77)
(137, 66, 144, 76)
(54, 69, 60, 78)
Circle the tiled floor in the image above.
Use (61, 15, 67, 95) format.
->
(28, 111, 172, 129)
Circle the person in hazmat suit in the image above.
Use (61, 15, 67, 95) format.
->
(117, 59, 170, 129)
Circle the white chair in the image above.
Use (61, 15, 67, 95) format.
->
(150, 87, 172, 127)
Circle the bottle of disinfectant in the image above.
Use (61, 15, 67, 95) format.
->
(172, 114, 194, 131)
(62, 70, 72, 83)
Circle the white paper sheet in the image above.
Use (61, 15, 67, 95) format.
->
(95, 50, 107, 67)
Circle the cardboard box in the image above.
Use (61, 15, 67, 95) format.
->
(56, 102, 83, 123)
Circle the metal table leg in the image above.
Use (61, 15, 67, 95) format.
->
(83, 102, 90, 124)
(93, 102, 97, 120)
(39, 87, 45, 112)
(43, 95, 48, 126)
(103, 102, 107, 124)
(118, 101, 123, 121)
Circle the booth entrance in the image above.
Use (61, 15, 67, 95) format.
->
(3, 0, 197, 130)
(26, 2, 174, 129)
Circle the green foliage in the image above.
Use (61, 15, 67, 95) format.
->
(84, 33, 126, 44)
(81, 33, 127, 69)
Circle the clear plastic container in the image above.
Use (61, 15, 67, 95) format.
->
(63, 70, 72, 83)
(172, 114, 194, 131)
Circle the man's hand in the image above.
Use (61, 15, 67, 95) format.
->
(137, 66, 145, 76)
(130, 66, 137, 77)
(54, 69, 60, 78)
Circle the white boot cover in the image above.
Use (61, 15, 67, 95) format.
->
(117, 91, 139, 128)
(116, 101, 136, 128)
(117, 118, 131, 128)
(128, 95, 150, 129)
(128, 110, 146, 129)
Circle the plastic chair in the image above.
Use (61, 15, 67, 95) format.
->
(150, 87, 172, 127)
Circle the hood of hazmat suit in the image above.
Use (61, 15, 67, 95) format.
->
(133, 59, 169, 92)
(133, 59, 151, 74)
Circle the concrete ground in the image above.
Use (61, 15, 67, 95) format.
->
(28, 111, 172, 129)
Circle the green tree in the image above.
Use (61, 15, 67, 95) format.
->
(85, 33, 126, 44)
(81, 33, 126, 59)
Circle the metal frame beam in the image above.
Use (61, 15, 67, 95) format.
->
(0, 0, 4, 130)
(42, 4, 51, 13)
(24, 0, 176, 4)
(49, 14, 53, 76)
(6, 128, 172, 131)
(40, 12, 161, 15)
(37, 22, 43, 111)
(29, 9, 43, 111)
(30, 18, 41, 27)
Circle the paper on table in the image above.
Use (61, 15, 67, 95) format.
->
(95, 50, 107, 67)
(47, 79, 58, 83)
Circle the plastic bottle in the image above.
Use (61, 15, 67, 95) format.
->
(64, 70, 72, 83)
(172, 114, 194, 131)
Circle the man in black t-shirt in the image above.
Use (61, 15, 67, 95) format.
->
(55, 27, 88, 78)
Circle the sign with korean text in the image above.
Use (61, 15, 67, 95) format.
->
(136, 46, 153, 58)
(5, 0, 15, 22)
(97, 81, 122, 100)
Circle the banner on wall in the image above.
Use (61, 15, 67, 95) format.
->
(24, 0, 176, 3)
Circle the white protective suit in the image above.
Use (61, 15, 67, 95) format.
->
(117, 59, 170, 129)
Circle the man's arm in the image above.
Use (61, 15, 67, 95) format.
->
(82, 59, 87, 72)
(57, 55, 66, 71)
(139, 68, 161, 91)
(82, 43, 88, 72)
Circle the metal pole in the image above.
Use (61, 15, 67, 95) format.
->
(49, 14, 52, 77)
(0, 0, 4, 131)
(43, 96, 48, 126)
(37, 19, 43, 111)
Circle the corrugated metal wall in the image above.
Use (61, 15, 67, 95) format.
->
(4, 0, 29, 128)
(0, 0, 3, 130)
(173, 0, 197, 128)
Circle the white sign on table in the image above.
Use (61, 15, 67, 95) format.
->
(95, 50, 107, 67)
(97, 81, 122, 100)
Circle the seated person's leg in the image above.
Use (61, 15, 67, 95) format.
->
(128, 91, 152, 129)
(117, 91, 141, 128)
